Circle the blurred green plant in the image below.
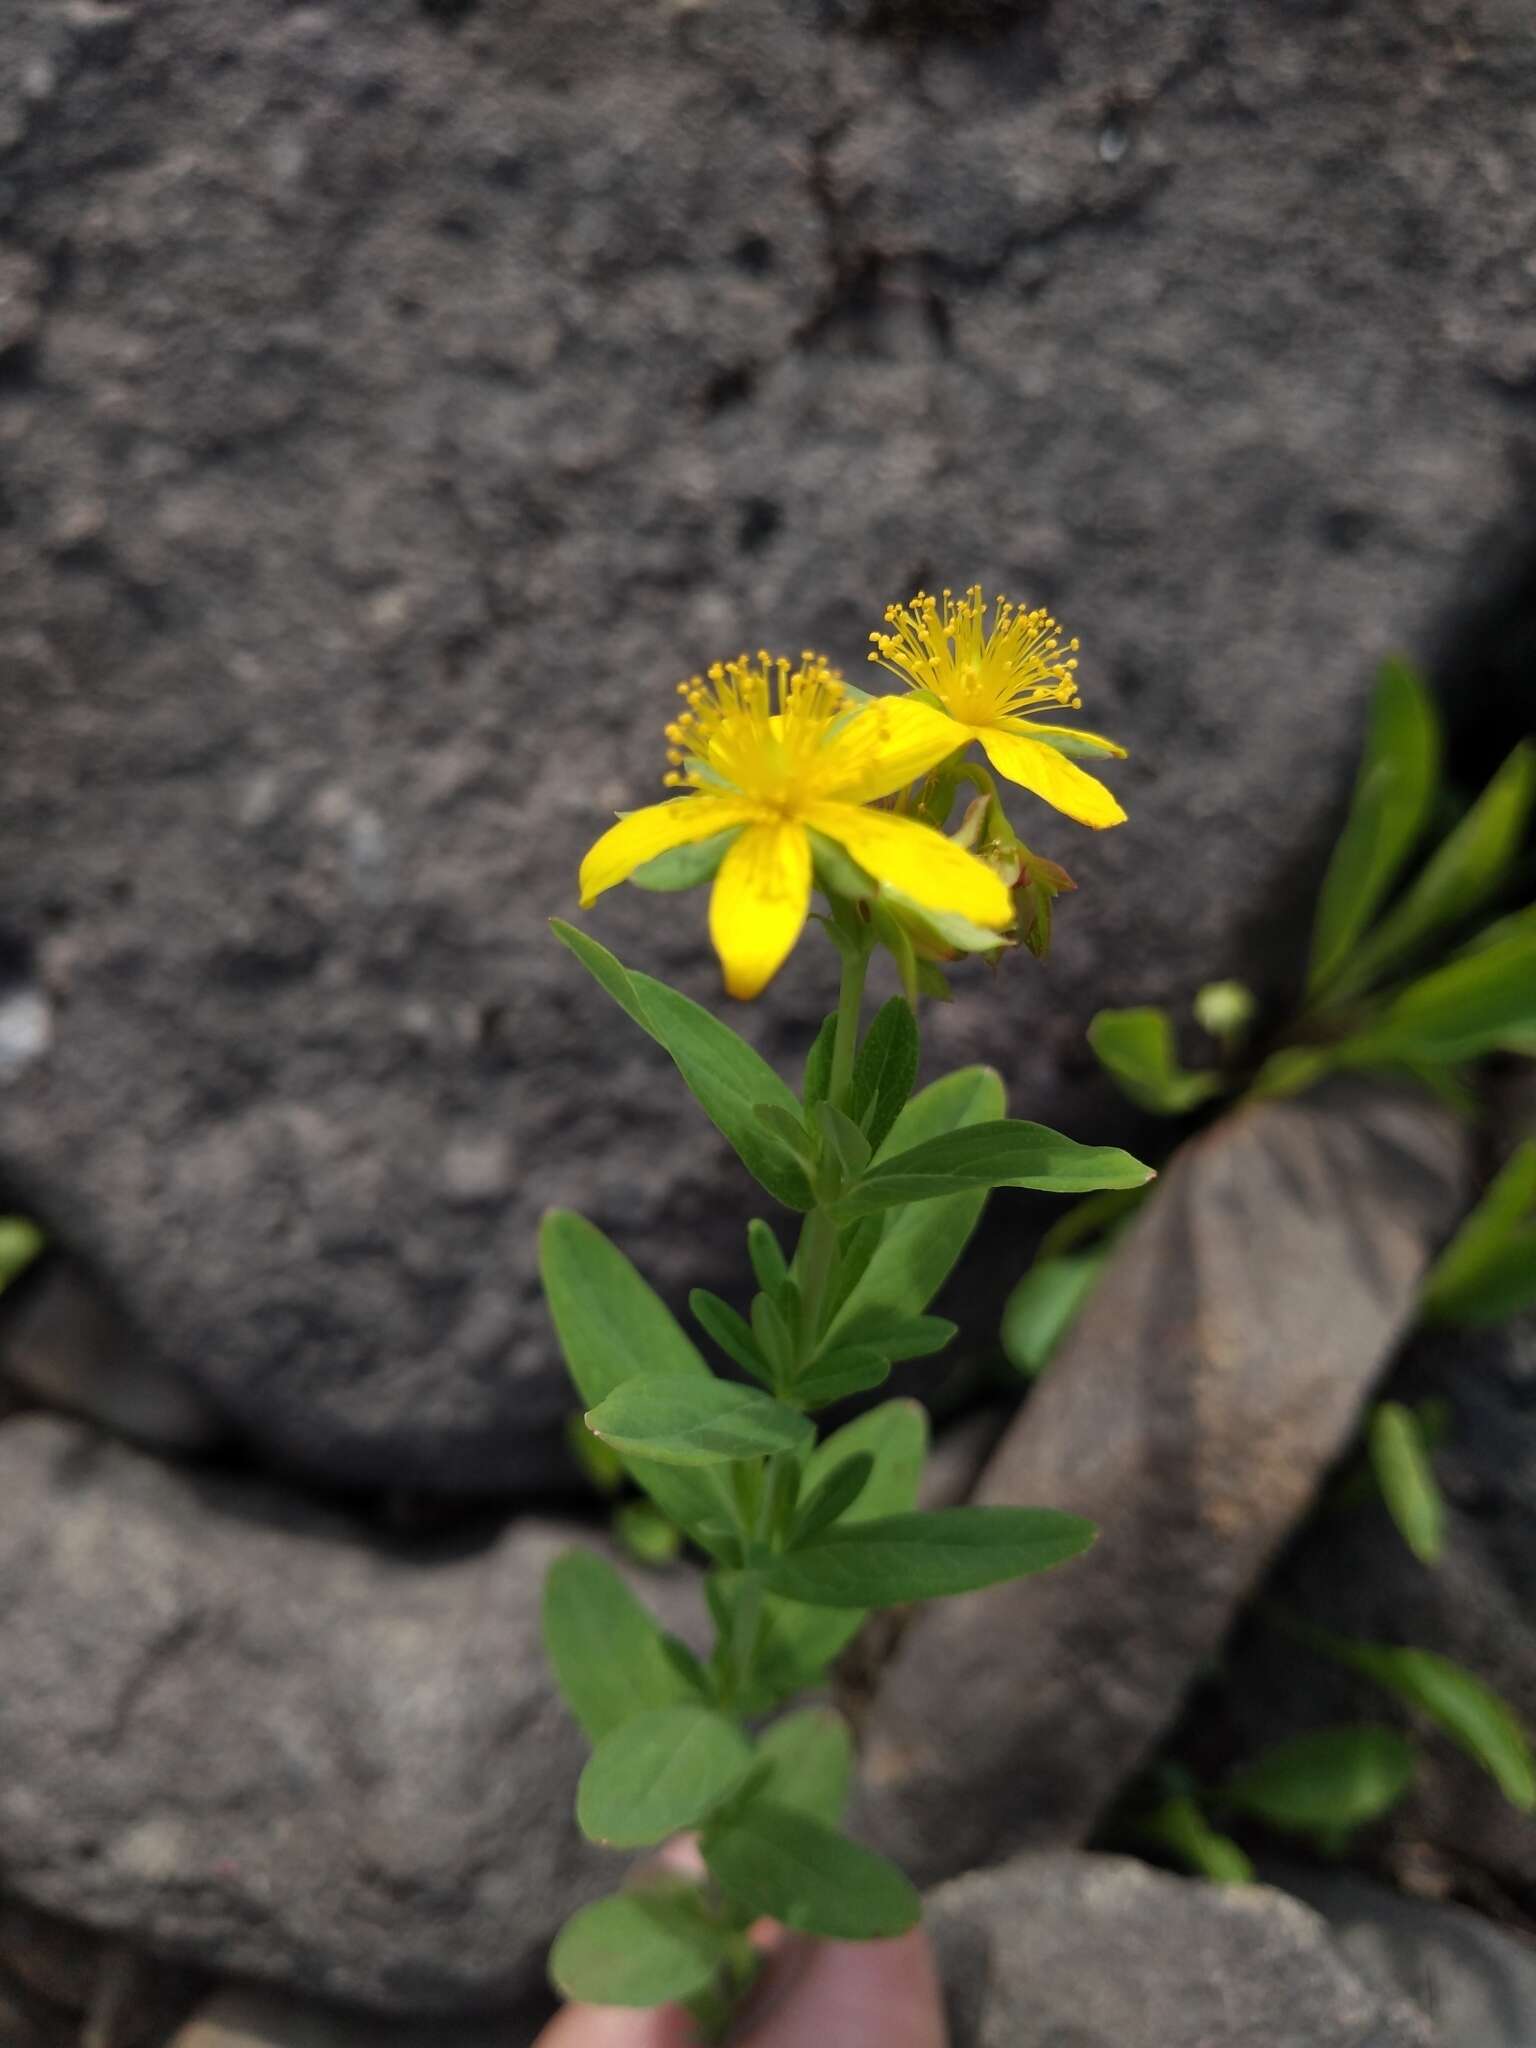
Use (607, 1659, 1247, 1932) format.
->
(0, 1217, 43, 1297)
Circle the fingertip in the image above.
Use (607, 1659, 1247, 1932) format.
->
(534, 1998, 699, 2048)
(743, 1926, 946, 2048)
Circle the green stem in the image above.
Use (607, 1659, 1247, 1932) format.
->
(827, 938, 870, 1112)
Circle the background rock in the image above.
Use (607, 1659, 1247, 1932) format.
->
(1181, 1310, 1536, 1908)
(858, 1081, 1470, 1883)
(0, 1415, 699, 2015)
(166, 1984, 538, 2048)
(0, 0, 1533, 1492)
(926, 1851, 1432, 2048)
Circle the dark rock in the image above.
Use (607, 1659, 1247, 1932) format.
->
(0, 1895, 206, 2047)
(1186, 1311, 1536, 1906)
(0, 1258, 228, 1453)
(859, 1081, 1471, 1883)
(1272, 1865, 1536, 2048)
(166, 1984, 538, 2048)
(0, 1415, 699, 2014)
(0, 0, 1533, 1491)
(926, 1852, 1432, 2048)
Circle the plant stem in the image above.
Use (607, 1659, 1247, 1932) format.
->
(827, 937, 871, 1112)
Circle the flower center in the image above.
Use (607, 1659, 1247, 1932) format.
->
(665, 653, 849, 810)
(869, 585, 1082, 728)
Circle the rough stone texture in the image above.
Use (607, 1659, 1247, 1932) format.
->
(0, 1415, 700, 2015)
(1189, 1311, 1536, 1909)
(1274, 1866, 1536, 2048)
(926, 1852, 1432, 2048)
(858, 1081, 1471, 1884)
(167, 1985, 537, 2048)
(0, 0, 1532, 1492)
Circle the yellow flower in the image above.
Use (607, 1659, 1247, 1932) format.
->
(580, 652, 1015, 998)
(868, 586, 1128, 829)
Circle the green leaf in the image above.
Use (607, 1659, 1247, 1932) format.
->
(578, 1704, 756, 1848)
(1223, 1726, 1416, 1836)
(587, 1376, 814, 1467)
(1308, 657, 1440, 994)
(1368, 1402, 1446, 1566)
(1086, 1008, 1225, 1116)
(1135, 1794, 1255, 1885)
(755, 1707, 855, 1826)
(828, 1067, 1007, 1336)
(1339, 923, 1536, 1067)
(549, 1884, 729, 2008)
(1000, 1250, 1106, 1378)
(791, 1453, 874, 1543)
(629, 829, 739, 893)
(833, 1118, 1153, 1219)
(702, 1802, 920, 1940)
(850, 998, 920, 1155)
(1421, 1141, 1536, 1324)
(813, 1100, 873, 1182)
(1327, 741, 1536, 999)
(689, 1289, 774, 1386)
(764, 1505, 1096, 1609)
(793, 1346, 892, 1408)
(0, 1217, 43, 1295)
(1338, 1643, 1536, 1811)
(613, 1500, 684, 1568)
(822, 1310, 957, 1362)
(747, 1218, 789, 1295)
(542, 1551, 704, 1745)
(552, 921, 811, 1209)
(565, 1412, 626, 1496)
(748, 1401, 929, 1706)
(802, 1015, 837, 1113)
(540, 1213, 731, 1546)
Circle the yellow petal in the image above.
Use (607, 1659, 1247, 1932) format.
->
(977, 728, 1127, 828)
(579, 797, 750, 907)
(806, 801, 1014, 930)
(815, 698, 967, 805)
(1025, 723, 1129, 761)
(708, 820, 813, 1000)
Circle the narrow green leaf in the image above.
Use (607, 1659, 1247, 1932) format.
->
(791, 1453, 875, 1544)
(0, 1217, 43, 1295)
(1135, 1794, 1255, 1885)
(578, 1704, 756, 1848)
(850, 998, 921, 1155)
(755, 1708, 855, 1826)
(750, 1289, 796, 1381)
(1340, 924, 1536, 1066)
(542, 1551, 703, 1745)
(834, 1118, 1153, 1218)
(1339, 1643, 1536, 1811)
(1421, 1141, 1536, 1324)
(1368, 1402, 1446, 1566)
(813, 1100, 873, 1181)
(629, 829, 739, 893)
(765, 1505, 1096, 1609)
(690, 1289, 774, 1386)
(552, 921, 811, 1209)
(1001, 1250, 1107, 1378)
(748, 1401, 929, 1706)
(1223, 1726, 1416, 1835)
(1328, 741, 1536, 999)
(747, 1218, 789, 1295)
(549, 1885, 728, 2008)
(587, 1376, 814, 1467)
(1309, 657, 1440, 993)
(820, 1309, 957, 1363)
(793, 1346, 892, 1408)
(802, 1015, 837, 1113)
(828, 1067, 1007, 1335)
(540, 1212, 730, 1545)
(1086, 1008, 1225, 1116)
(702, 1802, 920, 1940)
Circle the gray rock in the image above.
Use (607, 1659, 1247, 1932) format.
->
(0, 1415, 699, 2014)
(1, 0, 1533, 1492)
(926, 1852, 1432, 2048)
(1272, 1866, 1536, 2048)
(1190, 1310, 1536, 1903)
(0, 1258, 227, 1453)
(166, 1985, 536, 2048)
(859, 1082, 1470, 1883)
